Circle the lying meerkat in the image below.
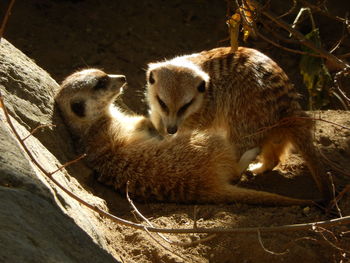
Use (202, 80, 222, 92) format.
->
(145, 47, 331, 200)
(55, 68, 313, 205)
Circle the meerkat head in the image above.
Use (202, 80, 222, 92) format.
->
(55, 68, 126, 133)
(146, 58, 209, 135)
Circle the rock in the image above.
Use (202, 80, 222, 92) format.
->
(0, 39, 119, 263)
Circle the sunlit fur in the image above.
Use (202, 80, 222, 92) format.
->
(146, 47, 331, 200)
(55, 68, 313, 205)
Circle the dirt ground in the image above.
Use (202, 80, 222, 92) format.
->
(4, 0, 350, 262)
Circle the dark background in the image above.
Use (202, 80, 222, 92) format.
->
(4, 0, 350, 113)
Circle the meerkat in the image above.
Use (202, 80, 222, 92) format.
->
(146, 47, 331, 200)
(55, 68, 313, 206)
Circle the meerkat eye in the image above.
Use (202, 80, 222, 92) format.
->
(94, 76, 109, 91)
(157, 96, 168, 113)
(148, 71, 155, 84)
(197, 81, 206, 93)
(177, 99, 193, 116)
(70, 101, 86, 117)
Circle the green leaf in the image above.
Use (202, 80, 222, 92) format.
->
(299, 29, 332, 109)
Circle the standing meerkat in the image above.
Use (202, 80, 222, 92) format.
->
(55, 68, 313, 205)
(145, 47, 331, 200)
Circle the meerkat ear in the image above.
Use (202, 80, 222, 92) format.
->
(148, 71, 155, 84)
(197, 80, 206, 93)
(71, 100, 86, 117)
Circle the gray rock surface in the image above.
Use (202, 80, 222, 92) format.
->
(0, 39, 119, 263)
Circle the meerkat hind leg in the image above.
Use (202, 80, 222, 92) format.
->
(249, 133, 290, 174)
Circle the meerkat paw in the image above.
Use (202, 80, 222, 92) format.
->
(247, 162, 265, 174)
(238, 147, 261, 174)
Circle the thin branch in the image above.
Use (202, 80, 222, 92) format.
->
(48, 154, 87, 176)
(125, 182, 217, 247)
(22, 124, 56, 141)
(256, 30, 323, 57)
(314, 226, 350, 253)
(242, 115, 350, 140)
(329, 174, 342, 218)
(318, 150, 350, 178)
(251, 0, 349, 69)
(328, 185, 350, 212)
(298, 0, 347, 24)
(334, 67, 350, 104)
(335, 185, 350, 204)
(260, 20, 301, 44)
(329, 29, 347, 54)
(257, 230, 290, 255)
(330, 90, 349, 110)
(277, 0, 297, 19)
(340, 52, 350, 59)
(0, 0, 15, 41)
(125, 181, 174, 245)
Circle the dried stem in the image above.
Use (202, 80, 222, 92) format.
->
(334, 67, 350, 106)
(256, 30, 323, 57)
(242, 115, 350, 140)
(257, 230, 290, 255)
(0, 0, 15, 41)
(298, 0, 347, 24)
(335, 185, 350, 204)
(48, 154, 87, 176)
(125, 181, 174, 245)
(314, 226, 350, 253)
(329, 174, 342, 218)
(22, 124, 56, 141)
(319, 150, 350, 178)
(251, 0, 349, 69)
(277, 0, 297, 19)
(260, 21, 300, 44)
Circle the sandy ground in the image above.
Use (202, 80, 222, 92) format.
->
(5, 1, 350, 262)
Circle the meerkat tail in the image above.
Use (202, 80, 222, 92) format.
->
(288, 126, 332, 200)
(217, 185, 313, 206)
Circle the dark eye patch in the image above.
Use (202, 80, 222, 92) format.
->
(94, 76, 109, 91)
(148, 71, 155, 84)
(197, 81, 206, 93)
(177, 99, 193, 116)
(157, 96, 168, 113)
(70, 101, 86, 117)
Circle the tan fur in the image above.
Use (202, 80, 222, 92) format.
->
(55, 68, 313, 205)
(146, 47, 331, 200)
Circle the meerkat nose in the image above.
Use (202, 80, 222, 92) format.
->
(167, 126, 178, 134)
(119, 75, 126, 82)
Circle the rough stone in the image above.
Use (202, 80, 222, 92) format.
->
(0, 39, 119, 263)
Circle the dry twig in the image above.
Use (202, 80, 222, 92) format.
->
(329, 174, 343, 218)
(314, 226, 350, 254)
(22, 124, 56, 141)
(257, 230, 290, 255)
(242, 115, 350, 140)
(249, 0, 349, 69)
(0, 0, 15, 41)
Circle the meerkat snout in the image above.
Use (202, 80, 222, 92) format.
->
(106, 74, 127, 92)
